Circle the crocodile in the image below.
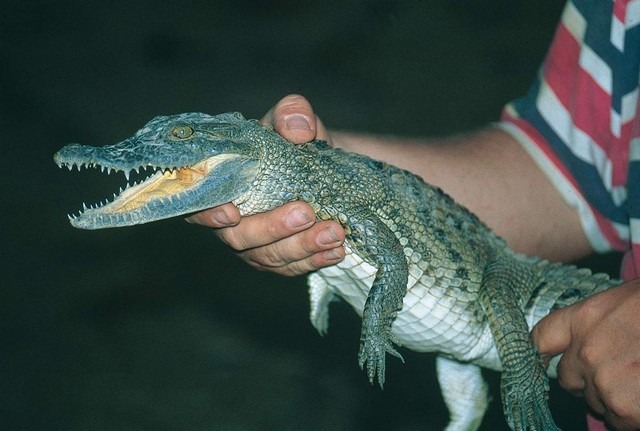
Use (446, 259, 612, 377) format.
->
(54, 112, 620, 431)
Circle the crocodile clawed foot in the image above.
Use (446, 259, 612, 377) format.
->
(358, 331, 404, 389)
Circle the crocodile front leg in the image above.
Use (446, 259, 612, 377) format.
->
(479, 256, 560, 431)
(348, 214, 409, 388)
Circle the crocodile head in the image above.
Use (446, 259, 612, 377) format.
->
(54, 112, 262, 229)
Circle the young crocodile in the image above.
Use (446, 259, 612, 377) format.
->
(54, 112, 620, 431)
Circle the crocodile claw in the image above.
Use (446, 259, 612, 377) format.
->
(358, 331, 404, 389)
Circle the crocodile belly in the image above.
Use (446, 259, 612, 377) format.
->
(313, 246, 496, 363)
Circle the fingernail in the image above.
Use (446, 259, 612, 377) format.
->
(285, 208, 312, 229)
(323, 248, 343, 261)
(318, 227, 340, 246)
(284, 115, 311, 131)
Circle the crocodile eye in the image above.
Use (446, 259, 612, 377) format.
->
(170, 125, 194, 140)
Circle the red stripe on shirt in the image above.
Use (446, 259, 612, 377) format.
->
(543, 24, 582, 116)
(614, 0, 631, 24)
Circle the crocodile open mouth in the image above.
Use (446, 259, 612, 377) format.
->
(55, 153, 239, 227)
(57, 161, 205, 219)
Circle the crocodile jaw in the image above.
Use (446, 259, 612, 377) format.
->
(55, 153, 256, 229)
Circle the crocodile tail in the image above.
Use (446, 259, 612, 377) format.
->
(519, 256, 621, 329)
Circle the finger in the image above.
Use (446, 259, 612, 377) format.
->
(239, 220, 345, 270)
(245, 244, 345, 277)
(216, 201, 316, 251)
(272, 247, 346, 277)
(555, 351, 587, 395)
(531, 305, 576, 357)
(185, 203, 241, 228)
(261, 94, 330, 143)
(244, 249, 344, 277)
(581, 378, 606, 416)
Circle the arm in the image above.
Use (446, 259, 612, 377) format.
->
(330, 128, 591, 262)
(187, 94, 592, 274)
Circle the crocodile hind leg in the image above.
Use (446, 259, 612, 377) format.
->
(479, 256, 560, 431)
(436, 356, 489, 431)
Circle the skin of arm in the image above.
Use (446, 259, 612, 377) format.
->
(186, 94, 640, 429)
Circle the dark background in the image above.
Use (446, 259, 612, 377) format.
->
(3, 1, 615, 430)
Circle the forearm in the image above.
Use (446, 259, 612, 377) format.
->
(332, 127, 592, 262)
(193, 95, 593, 274)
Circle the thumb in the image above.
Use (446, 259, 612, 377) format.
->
(531, 305, 576, 358)
(261, 94, 318, 144)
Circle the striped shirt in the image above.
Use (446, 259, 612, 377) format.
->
(500, 0, 640, 279)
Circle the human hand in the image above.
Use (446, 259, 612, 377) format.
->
(186, 94, 345, 276)
(531, 280, 640, 430)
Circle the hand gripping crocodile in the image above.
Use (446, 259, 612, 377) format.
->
(54, 112, 620, 431)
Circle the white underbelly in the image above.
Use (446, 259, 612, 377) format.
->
(311, 246, 498, 365)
